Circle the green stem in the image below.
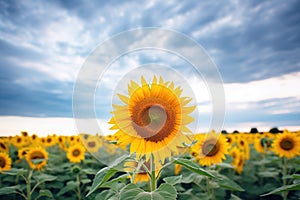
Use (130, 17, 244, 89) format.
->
(282, 157, 288, 200)
(76, 175, 81, 200)
(150, 154, 156, 192)
(27, 170, 33, 200)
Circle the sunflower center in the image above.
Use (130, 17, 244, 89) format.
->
(72, 149, 80, 157)
(88, 141, 96, 148)
(280, 138, 294, 151)
(30, 151, 45, 161)
(226, 137, 231, 143)
(131, 98, 177, 142)
(240, 140, 244, 146)
(0, 157, 6, 168)
(47, 138, 52, 143)
(17, 138, 22, 143)
(202, 139, 220, 157)
(0, 142, 6, 150)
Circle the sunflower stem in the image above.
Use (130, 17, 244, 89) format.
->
(282, 157, 288, 200)
(150, 154, 156, 192)
(26, 170, 33, 200)
(76, 174, 81, 200)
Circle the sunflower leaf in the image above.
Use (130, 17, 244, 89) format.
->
(119, 183, 145, 200)
(33, 173, 57, 183)
(173, 158, 215, 178)
(31, 158, 46, 164)
(57, 181, 79, 196)
(260, 182, 300, 196)
(86, 154, 131, 197)
(86, 167, 118, 197)
(0, 185, 21, 195)
(39, 189, 53, 198)
(163, 175, 183, 185)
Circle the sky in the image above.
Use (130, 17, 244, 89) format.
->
(0, 0, 300, 136)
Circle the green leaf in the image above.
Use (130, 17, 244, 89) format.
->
(229, 193, 242, 200)
(261, 182, 300, 196)
(2, 168, 27, 176)
(0, 185, 21, 195)
(86, 167, 118, 197)
(57, 181, 80, 196)
(257, 171, 279, 178)
(101, 174, 128, 188)
(33, 173, 57, 183)
(39, 189, 53, 198)
(214, 174, 244, 191)
(81, 178, 92, 185)
(153, 183, 177, 200)
(31, 158, 46, 164)
(86, 154, 131, 197)
(119, 183, 144, 200)
(120, 183, 177, 200)
(292, 174, 300, 179)
(173, 158, 215, 178)
(216, 163, 234, 169)
(163, 175, 183, 185)
(94, 189, 116, 200)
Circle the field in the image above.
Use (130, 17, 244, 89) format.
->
(0, 130, 300, 200)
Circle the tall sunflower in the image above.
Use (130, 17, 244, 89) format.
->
(0, 152, 12, 171)
(67, 144, 85, 163)
(26, 147, 48, 170)
(192, 133, 229, 166)
(109, 76, 195, 165)
(272, 130, 300, 159)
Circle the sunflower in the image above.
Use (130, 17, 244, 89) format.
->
(56, 136, 66, 150)
(18, 147, 30, 159)
(12, 136, 25, 148)
(272, 130, 300, 159)
(109, 76, 195, 165)
(254, 134, 273, 154)
(83, 136, 102, 153)
(229, 146, 240, 167)
(26, 147, 48, 170)
(0, 139, 8, 153)
(43, 135, 56, 148)
(225, 134, 236, 149)
(237, 135, 250, 160)
(0, 152, 12, 171)
(235, 150, 245, 174)
(192, 133, 229, 166)
(67, 144, 85, 163)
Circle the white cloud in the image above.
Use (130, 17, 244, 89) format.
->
(0, 116, 114, 137)
(224, 71, 300, 103)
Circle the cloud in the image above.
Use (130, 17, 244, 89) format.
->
(0, 0, 299, 132)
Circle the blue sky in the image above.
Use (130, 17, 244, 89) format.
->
(0, 0, 300, 135)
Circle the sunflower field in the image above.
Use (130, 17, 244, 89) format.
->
(0, 129, 300, 200)
(1, 77, 300, 200)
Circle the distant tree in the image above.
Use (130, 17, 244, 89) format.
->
(269, 127, 282, 134)
(250, 128, 259, 133)
(233, 130, 239, 133)
(221, 130, 228, 134)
